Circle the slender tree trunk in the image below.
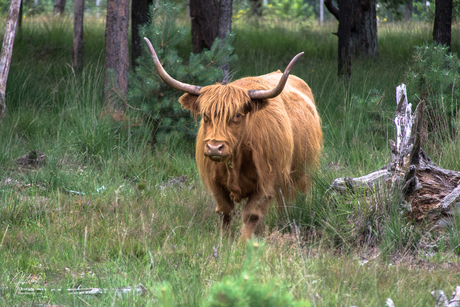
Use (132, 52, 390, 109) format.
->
(131, 0, 153, 70)
(0, 0, 21, 121)
(96, 0, 101, 17)
(18, 0, 22, 32)
(404, 0, 413, 20)
(73, 0, 84, 73)
(250, 0, 263, 16)
(433, 0, 452, 49)
(53, 0, 66, 16)
(104, 0, 129, 109)
(218, 0, 233, 83)
(320, 0, 324, 24)
(338, 0, 352, 77)
(190, 0, 218, 53)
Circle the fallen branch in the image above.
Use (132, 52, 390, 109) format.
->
(432, 286, 460, 307)
(2, 284, 146, 297)
(385, 286, 460, 307)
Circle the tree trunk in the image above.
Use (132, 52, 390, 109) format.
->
(53, 0, 66, 16)
(104, 0, 129, 109)
(404, 0, 413, 20)
(96, 0, 101, 17)
(73, 0, 84, 73)
(0, 0, 21, 121)
(218, 0, 233, 83)
(350, 0, 378, 57)
(190, 0, 218, 54)
(325, 0, 379, 58)
(433, 0, 452, 50)
(250, 0, 263, 16)
(131, 0, 153, 70)
(338, 0, 352, 77)
(18, 0, 22, 33)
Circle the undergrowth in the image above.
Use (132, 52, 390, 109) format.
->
(0, 16, 459, 306)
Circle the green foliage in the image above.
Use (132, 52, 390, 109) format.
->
(406, 43, 460, 139)
(4, 16, 460, 306)
(235, 0, 316, 21)
(266, 0, 315, 20)
(128, 1, 237, 145)
(153, 281, 175, 307)
(203, 243, 311, 307)
(447, 212, 460, 256)
(412, 0, 435, 21)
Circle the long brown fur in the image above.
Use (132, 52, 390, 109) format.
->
(179, 71, 323, 239)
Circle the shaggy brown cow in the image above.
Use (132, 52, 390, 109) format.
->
(144, 38, 323, 239)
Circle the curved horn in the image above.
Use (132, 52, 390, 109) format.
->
(248, 52, 304, 100)
(144, 37, 202, 95)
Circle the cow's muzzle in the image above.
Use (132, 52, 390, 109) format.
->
(204, 141, 230, 161)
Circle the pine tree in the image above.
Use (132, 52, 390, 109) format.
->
(406, 43, 460, 140)
(128, 2, 237, 147)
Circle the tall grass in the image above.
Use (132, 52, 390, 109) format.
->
(1, 17, 460, 306)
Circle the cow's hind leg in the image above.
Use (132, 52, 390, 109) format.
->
(242, 194, 271, 240)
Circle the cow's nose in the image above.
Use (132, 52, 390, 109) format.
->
(206, 143, 225, 155)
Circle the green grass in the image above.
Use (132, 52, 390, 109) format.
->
(1, 15, 460, 306)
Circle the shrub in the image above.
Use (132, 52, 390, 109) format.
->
(128, 1, 237, 147)
(405, 43, 460, 140)
(203, 242, 311, 307)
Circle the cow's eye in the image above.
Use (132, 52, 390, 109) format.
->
(203, 114, 210, 123)
(232, 113, 243, 123)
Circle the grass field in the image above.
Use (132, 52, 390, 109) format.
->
(1, 15, 460, 306)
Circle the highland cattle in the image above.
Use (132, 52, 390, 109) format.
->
(145, 38, 323, 239)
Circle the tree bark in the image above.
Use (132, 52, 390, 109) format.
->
(433, 0, 452, 50)
(0, 0, 21, 121)
(190, 0, 218, 53)
(131, 0, 153, 70)
(325, 0, 379, 58)
(218, 0, 233, 83)
(18, 0, 22, 33)
(73, 0, 84, 73)
(352, 0, 378, 57)
(338, 0, 352, 77)
(404, 0, 413, 20)
(53, 0, 66, 16)
(250, 0, 263, 16)
(104, 0, 129, 109)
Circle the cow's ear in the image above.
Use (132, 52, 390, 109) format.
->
(179, 93, 200, 113)
(243, 99, 269, 114)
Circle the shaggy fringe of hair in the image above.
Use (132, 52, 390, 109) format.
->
(199, 84, 250, 141)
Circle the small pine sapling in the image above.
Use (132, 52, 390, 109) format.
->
(203, 242, 311, 307)
(406, 43, 460, 140)
(128, 1, 237, 147)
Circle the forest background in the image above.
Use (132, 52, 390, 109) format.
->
(0, 0, 460, 305)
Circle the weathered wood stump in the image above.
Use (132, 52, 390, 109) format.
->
(330, 84, 460, 227)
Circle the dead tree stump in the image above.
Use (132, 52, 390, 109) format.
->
(330, 84, 460, 227)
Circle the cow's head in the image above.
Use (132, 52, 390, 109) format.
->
(144, 38, 303, 162)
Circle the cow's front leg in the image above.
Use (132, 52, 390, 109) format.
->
(211, 184, 235, 235)
(241, 193, 271, 240)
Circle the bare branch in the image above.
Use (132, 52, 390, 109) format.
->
(324, 0, 340, 20)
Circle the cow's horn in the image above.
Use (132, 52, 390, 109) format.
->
(248, 52, 304, 100)
(144, 37, 202, 95)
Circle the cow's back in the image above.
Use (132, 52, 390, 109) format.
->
(232, 71, 323, 195)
